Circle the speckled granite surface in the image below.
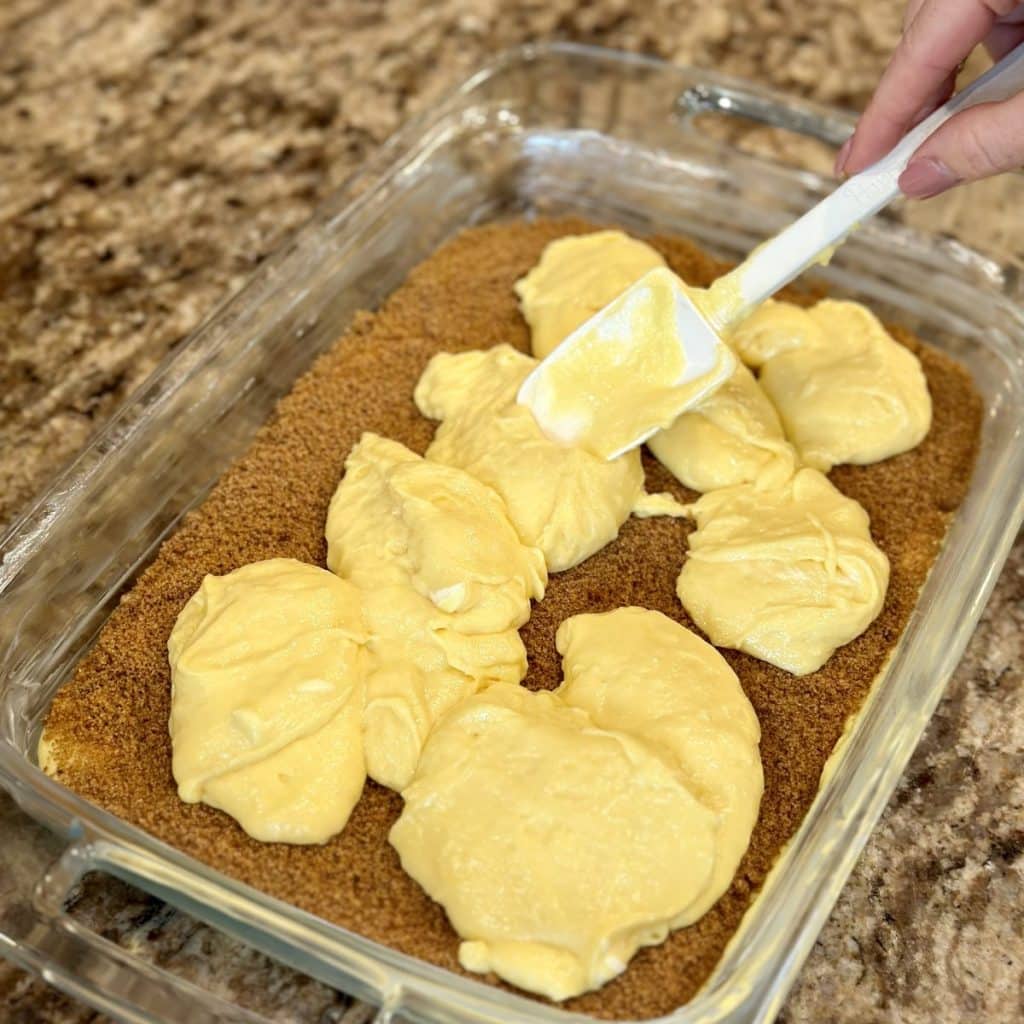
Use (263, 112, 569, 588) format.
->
(1, 2, 1021, 1022)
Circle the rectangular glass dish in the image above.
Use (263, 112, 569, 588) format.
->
(2, 42, 1024, 1024)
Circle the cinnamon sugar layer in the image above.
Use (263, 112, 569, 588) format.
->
(39, 219, 982, 1020)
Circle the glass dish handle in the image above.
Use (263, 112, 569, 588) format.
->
(0, 837, 397, 1024)
(0, 838, 274, 1023)
(678, 81, 856, 148)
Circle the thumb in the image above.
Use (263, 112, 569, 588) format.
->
(899, 91, 1024, 197)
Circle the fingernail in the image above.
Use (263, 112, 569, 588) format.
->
(834, 137, 853, 178)
(898, 157, 961, 199)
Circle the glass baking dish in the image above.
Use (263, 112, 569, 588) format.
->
(2, 41, 1024, 1024)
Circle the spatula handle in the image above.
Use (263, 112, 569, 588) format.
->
(706, 40, 1024, 332)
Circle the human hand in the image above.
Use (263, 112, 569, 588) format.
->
(835, 1, 1024, 197)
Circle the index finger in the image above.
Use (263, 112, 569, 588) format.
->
(842, 0, 1014, 174)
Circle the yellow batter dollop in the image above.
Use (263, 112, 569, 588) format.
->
(515, 230, 666, 359)
(648, 362, 797, 492)
(167, 559, 367, 844)
(390, 608, 762, 1001)
(731, 299, 932, 471)
(326, 433, 547, 791)
(555, 607, 763, 913)
(414, 345, 646, 572)
(677, 468, 890, 675)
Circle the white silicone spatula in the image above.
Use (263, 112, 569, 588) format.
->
(519, 41, 1024, 460)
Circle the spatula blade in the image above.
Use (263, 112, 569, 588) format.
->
(517, 267, 735, 460)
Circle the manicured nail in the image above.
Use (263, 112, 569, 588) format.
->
(898, 157, 961, 198)
(834, 137, 853, 178)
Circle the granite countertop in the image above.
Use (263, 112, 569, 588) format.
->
(1, 2, 1022, 1022)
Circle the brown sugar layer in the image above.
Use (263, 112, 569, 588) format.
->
(40, 218, 982, 1021)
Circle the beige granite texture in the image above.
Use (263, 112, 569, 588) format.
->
(0, 1, 1021, 1022)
